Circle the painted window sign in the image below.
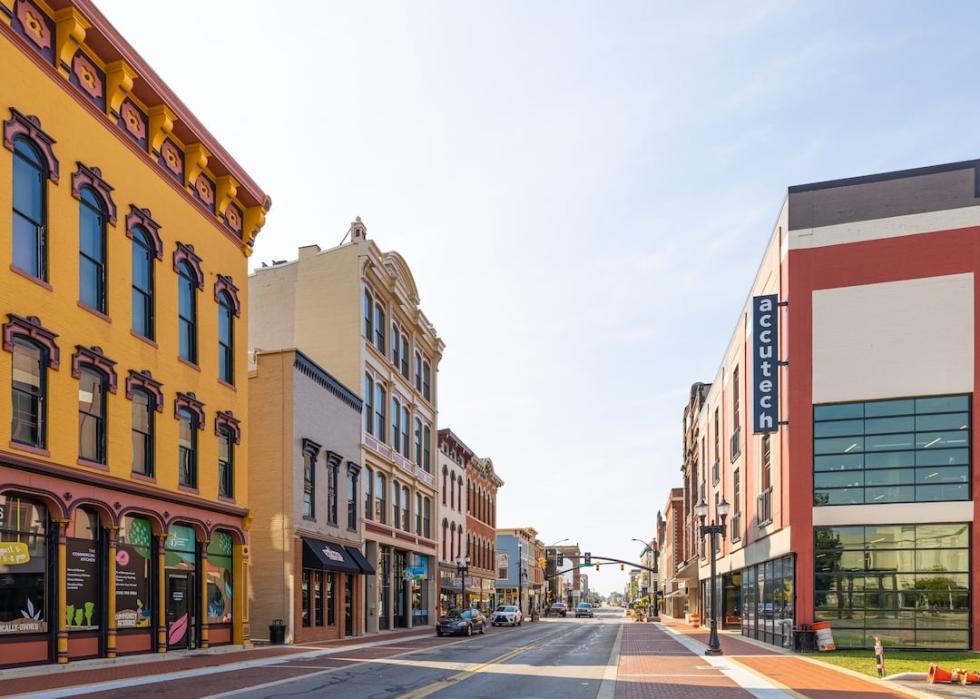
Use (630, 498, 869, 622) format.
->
(752, 294, 780, 433)
(115, 516, 152, 628)
(206, 532, 233, 624)
(66, 508, 100, 631)
(0, 495, 47, 634)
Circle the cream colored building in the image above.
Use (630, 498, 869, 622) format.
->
(249, 218, 443, 632)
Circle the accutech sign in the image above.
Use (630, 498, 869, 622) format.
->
(752, 294, 779, 433)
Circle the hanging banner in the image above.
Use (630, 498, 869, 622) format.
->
(752, 294, 779, 433)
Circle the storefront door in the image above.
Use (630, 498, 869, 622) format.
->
(344, 575, 353, 636)
(166, 572, 194, 650)
(394, 551, 407, 628)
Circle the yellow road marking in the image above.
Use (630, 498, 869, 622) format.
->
(398, 644, 535, 698)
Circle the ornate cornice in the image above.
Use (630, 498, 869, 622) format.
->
(3, 108, 58, 182)
(125, 205, 163, 259)
(325, 450, 343, 471)
(174, 391, 205, 429)
(71, 162, 117, 225)
(70, 345, 117, 393)
(214, 275, 241, 317)
(302, 438, 322, 459)
(214, 410, 241, 444)
(172, 242, 204, 289)
(125, 370, 163, 412)
(2, 314, 59, 369)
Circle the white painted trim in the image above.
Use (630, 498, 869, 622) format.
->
(789, 204, 980, 250)
(812, 502, 974, 526)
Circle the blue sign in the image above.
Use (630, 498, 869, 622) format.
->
(752, 294, 779, 433)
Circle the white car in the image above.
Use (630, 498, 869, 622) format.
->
(491, 605, 522, 627)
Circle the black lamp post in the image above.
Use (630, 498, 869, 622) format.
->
(695, 495, 729, 656)
(456, 554, 470, 610)
(631, 537, 660, 622)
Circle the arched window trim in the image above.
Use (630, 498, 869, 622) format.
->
(3, 314, 60, 368)
(214, 275, 241, 317)
(3, 109, 59, 182)
(71, 163, 117, 225)
(125, 206, 163, 259)
(174, 391, 205, 429)
(125, 369, 163, 411)
(70, 345, 117, 393)
(172, 242, 204, 289)
(214, 410, 241, 444)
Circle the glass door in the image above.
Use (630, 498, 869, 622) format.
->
(166, 572, 194, 649)
(379, 546, 390, 631)
(344, 575, 353, 636)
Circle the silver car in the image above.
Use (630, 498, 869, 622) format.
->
(491, 605, 522, 626)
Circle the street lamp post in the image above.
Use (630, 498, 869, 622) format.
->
(632, 537, 660, 623)
(517, 542, 524, 620)
(456, 555, 470, 610)
(695, 496, 729, 656)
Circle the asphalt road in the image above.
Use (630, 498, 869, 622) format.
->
(220, 609, 624, 699)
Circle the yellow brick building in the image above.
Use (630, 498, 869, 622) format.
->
(0, 0, 270, 665)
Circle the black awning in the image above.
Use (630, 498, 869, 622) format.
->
(302, 537, 361, 574)
(346, 546, 376, 575)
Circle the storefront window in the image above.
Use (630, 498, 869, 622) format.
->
(67, 508, 101, 631)
(739, 554, 794, 648)
(0, 494, 48, 634)
(327, 572, 336, 626)
(116, 516, 153, 629)
(313, 570, 323, 626)
(411, 554, 429, 626)
(206, 532, 233, 624)
(301, 569, 310, 627)
(379, 545, 391, 631)
(814, 524, 969, 648)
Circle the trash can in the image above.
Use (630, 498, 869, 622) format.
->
(792, 624, 815, 653)
(269, 619, 286, 645)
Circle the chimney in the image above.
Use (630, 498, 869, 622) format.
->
(348, 216, 367, 242)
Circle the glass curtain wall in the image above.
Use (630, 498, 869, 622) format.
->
(814, 524, 969, 648)
(740, 555, 794, 648)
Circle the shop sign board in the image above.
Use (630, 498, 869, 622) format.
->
(752, 294, 779, 433)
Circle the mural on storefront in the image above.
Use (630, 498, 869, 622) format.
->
(207, 532, 233, 624)
(115, 516, 152, 628)
(0, 495, 48, 634)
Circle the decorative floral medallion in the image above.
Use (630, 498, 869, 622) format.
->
(224, 203, 243, 233)
(120, 100, 146, 140)
(71, 52, 104, 102)
(159, 139, 183, 180)
(15, 1, 51, 51)
(195, 174, 215, 211)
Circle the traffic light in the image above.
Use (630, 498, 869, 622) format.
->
(557, 552, 564, 566)
(595, 563, 599, 571)
(584, 552, 591, 566)
(620, 563, 624, 571)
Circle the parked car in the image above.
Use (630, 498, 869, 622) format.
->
(575, 602, 594, 618)
(436, 608, 486, 636)
(549, 602, 568, 617)
(491, 604, 522, 626)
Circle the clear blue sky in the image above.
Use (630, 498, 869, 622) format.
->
(95, 0, 980, 594)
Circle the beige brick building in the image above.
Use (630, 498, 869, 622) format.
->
(249, 218, 443, 632)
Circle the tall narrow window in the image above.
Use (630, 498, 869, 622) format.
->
(414, 352, 422, 392)
(392, 396, 401, 452)
(415, 492, 422, 535)
(391, 480, 400, 527)
(347, 468, 358, 529)
(400, 334, 409, 378)
(177, 408, 197, 488)
(761, 434, 771, 491)
(328, 463, 339, 525)
(364, 466, 374, 521)
(401, 485, 410, 531)
(79, 189, 107, 312)
(303, 451, 315, 518)
(374, 303, 385, 353)
(11, 339, 46, 447)
(217, 291, 234, 384)
(363, 290, 373, 340)
(376, 471, 386, 524)
(131, 388, 154, 476)
(414, 418, 422, 465)
(423, 497, 431, 539)
(422, 360, 431, 402)
(442, 469, 448, 504)
(363, 374, 374, 434)
(450, 475, 455, 510)
(131, 228, 155, 339)
(12, 139, 46, 280)
(218, 427, 234, 498)
(732, 366, 740, 430)
(178, 262, 197, 363)
(391, 322, 400, 367)
(400, 405, 409, 457)
(375, 384, 386, 441)
(423, 425, 432, 473)
(78, 367, 107, 463)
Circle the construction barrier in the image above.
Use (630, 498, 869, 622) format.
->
(811, 621, 835, 652)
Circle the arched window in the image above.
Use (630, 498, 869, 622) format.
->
(11, 338, 47, 447)
(423, 425, 432, 473)
(218, 426, 234, 498)
(450, 472, 455, 510)
(374, 303, 385, 353)
(217, 291, 234, 384)
(376, 471, 386, 524)
(423, 497, 431, 539)
(400, 405, 409, 457)
(399, 333, 409, 378)
(78, 367, 107, 463)
(414, 418, 422, 465)
(442, 519, 448, 560)
(414, 351, 423, 392)
(177, 408, 197, 487)
(392, 396, 401, 451)
(450, 523, 455, 563)
(12, 139, 47, 280)
(79, 188, 107, 312)
(131, 388, 154, 476)
(364, 465, 374, 521)
(442, 467, 448, 504)
(458, 476, 464, 513)
(363, 290, 373, 340)
(375, 383, 386, 441)
(401, 484, 410, 531)
(131, 227, 155, 339)
(177, 262, 197, 363)
(363, 374, 374, 434)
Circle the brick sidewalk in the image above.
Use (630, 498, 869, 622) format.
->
(661, 619, 921, 699)
(615, 622, 750, 698)
(0, 627, 432, 697)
